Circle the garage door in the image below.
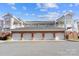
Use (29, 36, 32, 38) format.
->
(34, 33, 42, 40)
(23, 33, 32, 40)
(55, 33, 64, 40)
(44, 33, 54, 40)
(12, 33, 21, 40)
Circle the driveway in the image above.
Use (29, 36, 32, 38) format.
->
(0, 41, 79, 56)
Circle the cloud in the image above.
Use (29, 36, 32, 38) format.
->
(36, 3, 59, 12)
(23, 6, 27, 10)
(44, 3, 58, 8)
(8, 3, 15, 5)
(68, 10, 73, 12)
(25, 13, 29, 16)
(69, 4, 74, 7)
(25, 13, 35, 16)
(48, 12, 60, 20)
(37, 12, 60, 20)
(36, 3, 41, 8)
(39, 8, 47, 12)
(74, 3, 79, 6)
(36, 3, 58, 9)
(11, 6, 16, 10)
(73, 15, 79, 20)
(8, 3, 16, 10)
(69, 3, 79, 7)
(62, 10, 73, 14)
(69, 3, 79, 8)
(63, 10, 67, 13)
(31, 13, 35, 16)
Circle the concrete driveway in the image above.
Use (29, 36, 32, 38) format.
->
(0, 41, 79, 56)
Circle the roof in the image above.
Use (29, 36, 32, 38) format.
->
(64, 11, 73, 16)
(56, 11, 73, 22)
(2, 13, 13, 17)
(2, 13, 23, 23)
(23, 21, 56, 25)
(11, 27, 65, 32)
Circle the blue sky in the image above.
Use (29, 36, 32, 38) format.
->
(0, 3, 79, 21)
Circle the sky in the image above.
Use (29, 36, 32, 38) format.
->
(0, 3, 79, 21)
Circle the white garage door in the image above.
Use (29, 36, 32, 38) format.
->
(12, 33, 21, 40)
(44, 33, 54, 40)
(34, 33, 42, 40)
(55, 33, 64, 40)
(23, 33, 32, 40)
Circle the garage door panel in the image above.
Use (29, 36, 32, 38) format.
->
(23, 33, 32, 40)
(34, 33, 42, 40)
(44, 33, 54, 40)
(55, 33, 64, 40)
(12, 33, 21, 40)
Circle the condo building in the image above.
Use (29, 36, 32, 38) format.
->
(0, 13, 24, 31)
(0, 12, 78, 41)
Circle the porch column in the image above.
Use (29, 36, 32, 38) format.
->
(11, 33, 13, 40)
(42, 33, 44, 40)
(32, 32, 34, 40)
(53, 32, 55, 40)
(21, 33, 23, 40)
